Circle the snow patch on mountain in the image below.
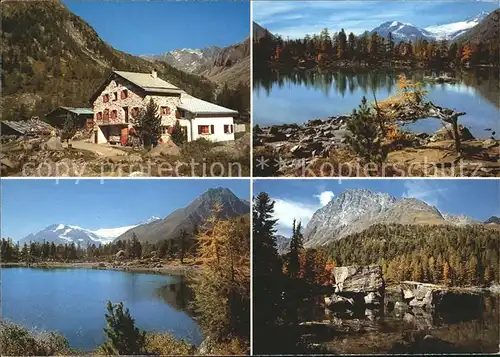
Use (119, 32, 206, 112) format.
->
(371, 12, 489, 42)
(19, 216, 163, 246)
(425, 12, 488, 40)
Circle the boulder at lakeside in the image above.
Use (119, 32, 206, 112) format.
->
(326, 265, 385, 312)
(399, 281, 484, 312)
(332, 265, 385, 294)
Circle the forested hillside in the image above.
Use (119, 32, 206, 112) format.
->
(254, 10, 499, 69)
(1, 0, 216, 121)
(324, 224, 500, 287)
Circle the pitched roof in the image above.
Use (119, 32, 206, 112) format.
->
(61, 107, 94, 115)
(1, 119, 54, 135)
(113, 71, 184, 94)
(178, 94, 238, 115)
(47, 107, 93, 116)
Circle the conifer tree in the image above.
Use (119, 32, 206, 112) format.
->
(345, 96, 387, 164)
(101, 301, 146, 355)
(170, 120, 185, 146)
(61, 113, 77, 144)
(252, 192, 284, 353)
(192, 203, 250, 345)
(131, 98, 161, 149)
(287, 219, 304, 279)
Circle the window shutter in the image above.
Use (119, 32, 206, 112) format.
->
(230, 124, 234, 133)
(210, 125, 214, 134)
(198, 126, 202, 135)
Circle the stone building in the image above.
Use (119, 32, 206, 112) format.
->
(89, 70, 237, 145)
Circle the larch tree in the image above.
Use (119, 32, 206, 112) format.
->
(192, 203, 250, 346)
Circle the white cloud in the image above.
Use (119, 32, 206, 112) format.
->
(315, 191, 335, 206)
(402, 181, 449, 209)
(274, 198, 318, 236)
(273, 191, 335, 236)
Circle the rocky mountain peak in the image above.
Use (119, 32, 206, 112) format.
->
(303, 189, 396, 247)
(302, 188, 480, 248)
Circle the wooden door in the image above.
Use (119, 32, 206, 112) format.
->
(120, 127, 128, 146)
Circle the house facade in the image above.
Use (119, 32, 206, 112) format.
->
(90, 70, 237, 145)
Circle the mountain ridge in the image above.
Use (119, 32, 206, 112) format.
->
(368, 11, 490, 42)
(302, 188, 483, 248)
(116, 187, 250, 243)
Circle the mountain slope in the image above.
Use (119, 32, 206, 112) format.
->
(425, 11, 489, 40)
(1, 0, 215, 120)
(368, 11, 491, 42)
(199, 38, 250, 88)
(457, 9, 500, 45)
(303, 189, 396, 247)
(141, 46, 221, 74)
(116, 188, 250, 243)
(302, 189, 481, 248)
(370, 21, 434, 41)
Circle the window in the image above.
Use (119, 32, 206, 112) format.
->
(120, 90, 128, 99)
(111, 110, 117, 119)
(161, 106, 171, 115)
(96, 112, 102, 120)
(123, 107, 129, 123)
(103, 94, 109, 103)
(131, 107, 139, 117)
(224, 124, 233, 134)
(104, 109, 109, 120)
(113, 92, 118, 101)
(198, 125, 210, 135)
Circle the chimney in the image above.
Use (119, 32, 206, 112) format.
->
(151, 69, 157, 79)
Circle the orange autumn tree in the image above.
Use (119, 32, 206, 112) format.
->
(461, 44, 473, 64)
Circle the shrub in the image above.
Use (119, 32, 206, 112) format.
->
(99, 301, 146, 355)
(144, 332, 195, 355)
(0, 320, 73, 356)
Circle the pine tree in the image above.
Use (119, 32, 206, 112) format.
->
(287, 219, 304, 279)
(100, 301, 146, 355)
(345, 96, 387, 164)
(252, 192, 285, 354)
(131, 98, 162, 149)
(337, 29, 347, 59)
(170, 120, 185, 146)
(61, 113, 77, 144)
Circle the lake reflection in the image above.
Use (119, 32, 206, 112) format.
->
(2, 268, 202, 351)
(299, 292, 499, 354)
(253, 68, 499, 139)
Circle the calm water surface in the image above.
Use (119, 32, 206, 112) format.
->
(1, 267, 202, 351)
(254, 68, 500, 139)
(300, 292, 499, 353)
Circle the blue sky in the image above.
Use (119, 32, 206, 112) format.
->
(254, 179, 500, 236)
(1, 179, 250, 241)
(63, 1, 250, 55)
(253, 0, 498, 38)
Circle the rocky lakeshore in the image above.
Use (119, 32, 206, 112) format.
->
(297, 265, 499, 354)
(253, 116, 500, 177)
(0, 259, 200, 276)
